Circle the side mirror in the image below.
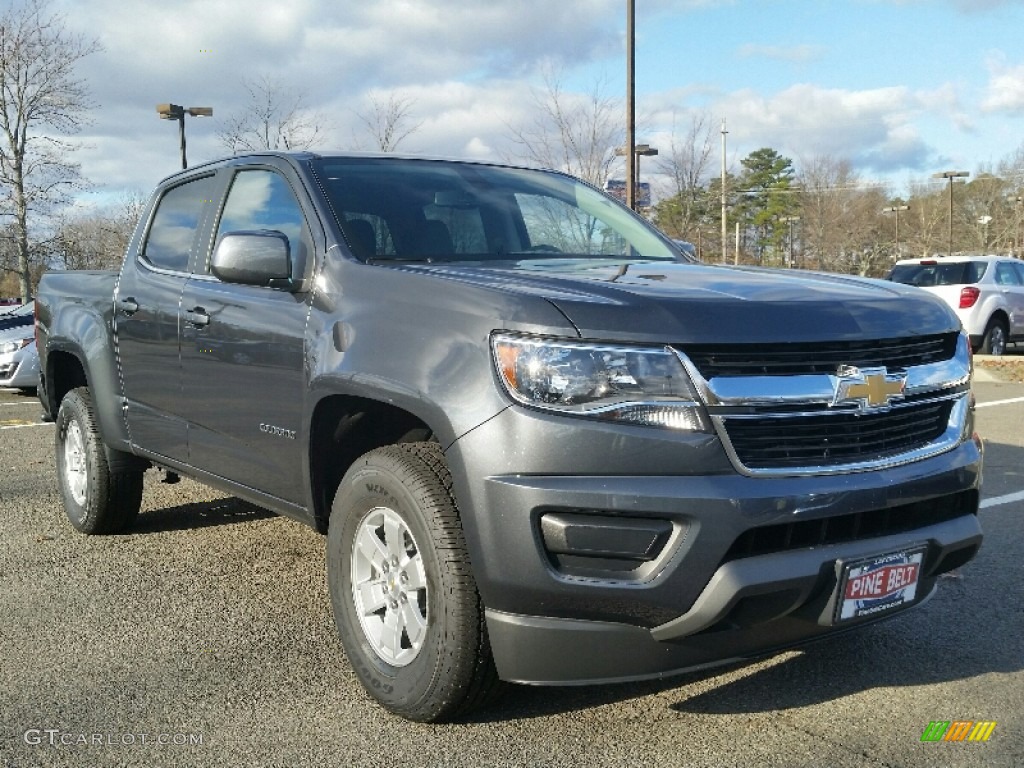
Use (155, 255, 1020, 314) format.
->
(211, 230, 295, 289)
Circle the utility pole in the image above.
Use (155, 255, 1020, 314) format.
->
(720, 118, 728, 264)
(625, 0, 636, 210)
(783, 216, 800, 268)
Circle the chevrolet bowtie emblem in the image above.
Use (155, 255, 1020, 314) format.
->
(832, 366, 906, 410)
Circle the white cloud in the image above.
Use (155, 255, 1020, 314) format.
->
(981, 55, 1024, 113)
(716, 84, 929, 170)
(28, 0, 1007, 202)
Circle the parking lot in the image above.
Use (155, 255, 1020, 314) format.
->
(1, 376, 1022, 768)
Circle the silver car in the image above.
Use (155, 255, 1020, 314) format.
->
(888, 255, 1024, 355)
(0, 314, 39, 392)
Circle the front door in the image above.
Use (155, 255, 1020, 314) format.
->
(179, 167, 313, 503)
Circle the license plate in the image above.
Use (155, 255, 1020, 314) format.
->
(834, 547, 926, 623)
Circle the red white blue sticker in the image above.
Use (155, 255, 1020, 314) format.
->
(836, 548, 925, 622)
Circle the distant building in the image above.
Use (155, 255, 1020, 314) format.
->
(604, 179, 651, 208)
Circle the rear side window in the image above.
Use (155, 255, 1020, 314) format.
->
(888, 261, 987, 287)
(141, 175, 216, 272)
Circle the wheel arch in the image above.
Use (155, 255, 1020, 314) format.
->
(986, 308, 1010, 331)
(46, 350, 147, 472)
(45, 347, 124, 441)
(308, 393, 441, 533)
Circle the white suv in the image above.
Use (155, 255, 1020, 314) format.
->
(888, 255, 1024, 355)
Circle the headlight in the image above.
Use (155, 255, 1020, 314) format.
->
(0, 338, 32, 355)
(491, 333, 709, 431)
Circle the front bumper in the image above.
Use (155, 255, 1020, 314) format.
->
(0, 347, 38, 388)
(447, 405, 983, 684)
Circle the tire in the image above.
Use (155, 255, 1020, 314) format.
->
(55, 387, 144, 534)
(326, 442, 500, 722)
(980, 317, 1008, 356)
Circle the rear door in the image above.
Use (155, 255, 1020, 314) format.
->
(994, 261, 1024, 338)
(179, 162, 316, 503)
(115, 173, 218, 461)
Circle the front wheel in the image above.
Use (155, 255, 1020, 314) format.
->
(980, 317, 1008, 355)
(55, 387, 143, 534)
(326, 443, 500, 722)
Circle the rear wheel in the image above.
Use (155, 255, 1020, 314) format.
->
(980, 317, 1008, 355)
(55, 387, 143, 534)
(326, 442, 500, 722)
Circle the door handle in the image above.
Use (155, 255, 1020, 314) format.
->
(116, 297, 139, 315)
(185, 307, 210, 327)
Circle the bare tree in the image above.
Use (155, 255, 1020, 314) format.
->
(49, 189, 146, 271)
(0, 0, 100, 301)
(998, 146, 1024, 255)
(959, 170, 1009, 252)
(218, 75, 326, 154)
(797, 155, 877, 271)
(904, 181, 947, 258)
(505, 68, 622, 187)
(654, 111, 715, 240)
(355, 92, 423, 152)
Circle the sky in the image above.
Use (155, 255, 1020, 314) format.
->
(42, 0, 1024, 211)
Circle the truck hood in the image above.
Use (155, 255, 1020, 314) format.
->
(401, 259, 959, 344)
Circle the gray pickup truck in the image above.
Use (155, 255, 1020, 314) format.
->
(35, 152, 983, 722)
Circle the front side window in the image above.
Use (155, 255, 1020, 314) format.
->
(211, 169, 310, 279)
(215, 170, 306, 248)
(142, 175, 215, 272)
(995, 262, 1022, 286)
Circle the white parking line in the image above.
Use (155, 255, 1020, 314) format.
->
(980, 490, 1024, 509)
(0, 422, 50, 431)
(975, 395, 1024, 409)
(0, 402, 39, 407)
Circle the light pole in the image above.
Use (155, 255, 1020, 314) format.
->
(157, 104, 213, 169)
(625, 0, 635, 210)
(882, 204, 909, 258)
(932, 170, 969, 256)
(614, 143, 658, 209)
(634, 144, 657, 208)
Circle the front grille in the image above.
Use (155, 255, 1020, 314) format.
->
(722, 489, 977, 563)
(723, 401, 953, 469)
(0, 362, 18, 378)
(681, 333, 957, 379)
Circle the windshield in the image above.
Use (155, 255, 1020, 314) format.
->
(888, 261, 987, 286)
(311, 158, 680, 263)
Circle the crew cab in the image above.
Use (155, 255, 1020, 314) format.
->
(35, 152, 983, 722)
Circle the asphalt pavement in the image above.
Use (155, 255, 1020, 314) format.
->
(0, 382, 1021, 768)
